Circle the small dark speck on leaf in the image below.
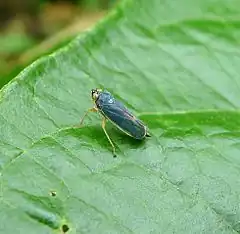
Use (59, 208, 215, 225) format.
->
(62, 224, 70, 233)
(50, 191, 57, 197)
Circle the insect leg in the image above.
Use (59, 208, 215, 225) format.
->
(75, 107, 98, 128)
(101, 117, 116, 157)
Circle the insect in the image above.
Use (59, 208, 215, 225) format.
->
(79, 88, 150, 157)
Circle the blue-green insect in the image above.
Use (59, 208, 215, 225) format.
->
(79, 88, 151, 157)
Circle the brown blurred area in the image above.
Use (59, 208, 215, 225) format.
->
(0, 0, 117, 87)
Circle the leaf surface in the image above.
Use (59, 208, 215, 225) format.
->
(1, 0, 240, 233)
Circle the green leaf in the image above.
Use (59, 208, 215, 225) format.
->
(1, 0, 240, 233)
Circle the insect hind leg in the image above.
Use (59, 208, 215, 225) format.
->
(101, 117, 117, 157)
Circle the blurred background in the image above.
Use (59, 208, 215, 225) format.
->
(0, 0, 118, 88)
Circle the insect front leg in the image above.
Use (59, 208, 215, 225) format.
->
(75, 107, 98, 128)
(101, 117, 116, 158)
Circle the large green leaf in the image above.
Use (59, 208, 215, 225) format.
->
(1, 0, 240, 233)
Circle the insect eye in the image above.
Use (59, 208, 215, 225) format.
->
(91, 92, 99, 101)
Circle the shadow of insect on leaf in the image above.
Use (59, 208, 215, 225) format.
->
(107, 125, 149, 148)
(72, 124, 105, 138)
(72, 123, 151, 156)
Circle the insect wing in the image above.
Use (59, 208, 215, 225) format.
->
(100, 100, 146, 139)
